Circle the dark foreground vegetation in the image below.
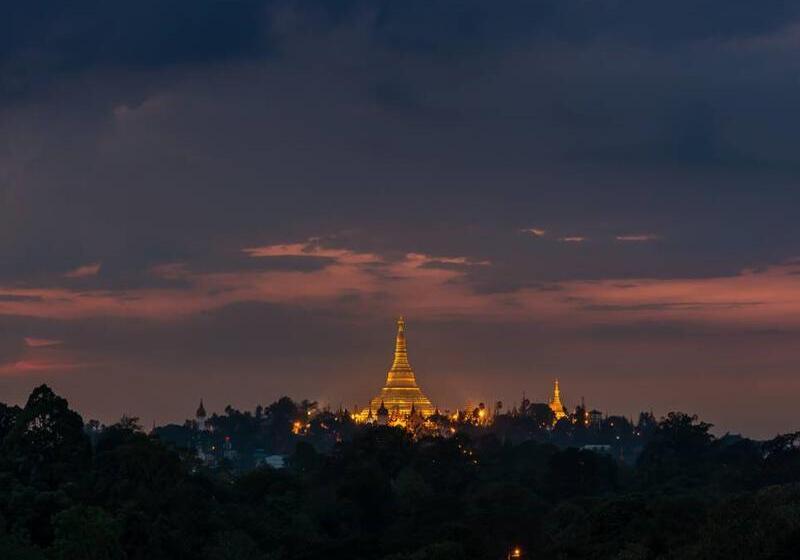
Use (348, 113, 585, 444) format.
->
(2, 385, 800, 559)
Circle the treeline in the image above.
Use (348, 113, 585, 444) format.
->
(154, 397, 355, 465)
(1, 385, 800, 559)
(151, 397, 653, 467)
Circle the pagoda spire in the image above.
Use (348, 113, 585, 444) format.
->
(385, 315, 417, 389)
(549, 379, 566, 420)
(391, 316, 411, 372)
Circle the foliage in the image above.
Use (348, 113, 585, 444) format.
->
(51, 505, 124, 560)
(2, 385, 90, 490)
(0, 386, 798, 559)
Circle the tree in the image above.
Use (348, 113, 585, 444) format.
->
(204, 531, 262, 560)
(761, 431, 800, 485)
(0, 402, 21, 441)
(92, 429, 186, 512)
(382, 541, 465, 560)
(51, 506, 124, 560)
(0, 536, 46, 560)
(546, 447, 618, 498)
(696, 485, 800, 559)
(637, 412, 714, 485)
(2, 385, 90, 488)
(288, 441, 321, 474)
(264, 397, 301, 454)
(528, 403, 555, 429)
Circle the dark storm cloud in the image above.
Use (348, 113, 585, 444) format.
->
(4, 1, 799, 99)
(1, 1, 271, 99)
(2, 0, 799, 283)
(367, 0, 800, 58)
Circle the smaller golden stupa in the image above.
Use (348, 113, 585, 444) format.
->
(363, 316, 436, 420)
(549, 379, 567, 421)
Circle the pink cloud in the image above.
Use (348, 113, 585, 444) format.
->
(243, 243, 382, 265)
(0, 242, 486, 320)
(616, 234, 660, 242)
(2, 240, 800, 332)
(0, 358, 86, 376)
(24, 337, 64, 348)
(550, 263, 800, 327)
(65, 262, 101, 278)
(0, 337, 95, 377)
(403, 253, 491, 267)
(520, 227, 546, 237)
(558, 236, 586, 243)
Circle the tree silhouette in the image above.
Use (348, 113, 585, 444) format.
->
(3, 384, 90, 489)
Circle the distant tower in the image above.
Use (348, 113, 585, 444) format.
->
(549, 379, 567, 421)
(196, 399, 207, 431)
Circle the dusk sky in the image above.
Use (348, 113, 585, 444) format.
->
(2, 1, 800, 438)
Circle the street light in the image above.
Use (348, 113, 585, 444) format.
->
(507, 546, 522, 559)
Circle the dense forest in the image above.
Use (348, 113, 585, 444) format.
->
(1, 385, 800, 559)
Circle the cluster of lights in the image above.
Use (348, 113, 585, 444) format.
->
(457, 443, 479, 465)
(292, 420, 311, 435)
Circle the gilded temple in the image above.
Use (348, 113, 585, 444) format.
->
(358, 316, 436, 422)
(549, 378, 567, 421)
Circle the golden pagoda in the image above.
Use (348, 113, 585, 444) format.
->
(549, 379, 567, 421)
(365, 316, 436, 420)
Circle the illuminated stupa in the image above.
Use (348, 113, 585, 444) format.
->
(549, 379, 567, 421)
(367, 317, 436, 419)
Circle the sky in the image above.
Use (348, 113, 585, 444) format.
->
(2, 1, 800, 438)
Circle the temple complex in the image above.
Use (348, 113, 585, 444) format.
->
(353, 318, 571, 428)
(357, 317, 436, 422)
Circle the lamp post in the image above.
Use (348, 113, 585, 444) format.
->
(507, 546, 522, 559)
